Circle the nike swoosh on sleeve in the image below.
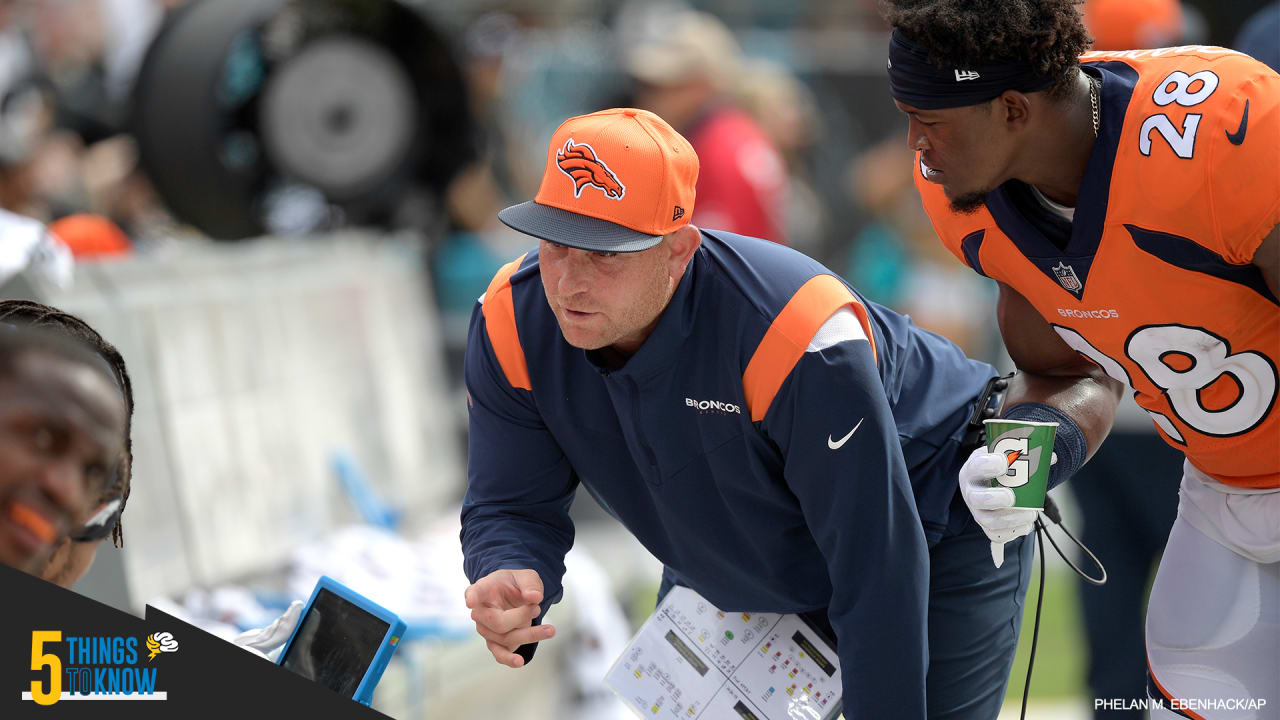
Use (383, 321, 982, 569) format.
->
(827, 418, 864, 449)
(1225, 99, 1249, 146)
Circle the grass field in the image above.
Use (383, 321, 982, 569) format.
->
(1004, 562, 1089, 707)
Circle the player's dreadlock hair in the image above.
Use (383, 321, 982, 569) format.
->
(0, 300, 134, 548)
(881, 0, 1093, 100)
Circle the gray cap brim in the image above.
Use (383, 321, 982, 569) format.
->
(498, 201, 663, 253)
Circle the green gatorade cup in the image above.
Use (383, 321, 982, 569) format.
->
(982, 419, 1058, 510)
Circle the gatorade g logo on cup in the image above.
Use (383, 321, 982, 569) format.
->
(982, 419, 1058, 509)
(992, 429, 1039, 488)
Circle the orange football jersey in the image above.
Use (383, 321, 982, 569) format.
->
(917, 47, 1280, 488)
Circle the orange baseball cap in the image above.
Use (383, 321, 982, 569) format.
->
(498, 107, 698, 252)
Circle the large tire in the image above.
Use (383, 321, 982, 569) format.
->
(131, 0, 472, 240)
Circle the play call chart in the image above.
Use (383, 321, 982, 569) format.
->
(606, 587, 842, 720)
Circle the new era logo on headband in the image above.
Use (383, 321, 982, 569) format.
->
(889, 30, 1056, 109)
(556, 139, 625, 200)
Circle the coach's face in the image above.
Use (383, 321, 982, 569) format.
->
(0, 352, 124, 574)
(540, 226, 701, 356)
(896, 98, 1015, 214)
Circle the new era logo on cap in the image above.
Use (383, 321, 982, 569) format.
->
(954, 69, 981, 81)
(497, 108, 700, 254)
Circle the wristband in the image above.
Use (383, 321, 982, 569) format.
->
(1002, 402, 1086, 490)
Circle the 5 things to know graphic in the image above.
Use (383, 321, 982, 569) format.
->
(24, 630, 179, 704)
(4, 564, 391, 719)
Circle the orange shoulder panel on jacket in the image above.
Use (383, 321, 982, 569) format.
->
(742, 274, 876, 422)
(481, 253, 532, 391)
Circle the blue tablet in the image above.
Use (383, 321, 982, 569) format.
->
(276, 576, 407, 706)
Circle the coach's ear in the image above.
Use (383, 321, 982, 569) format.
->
(665, 224, 701, 279)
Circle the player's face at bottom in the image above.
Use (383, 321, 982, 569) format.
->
(0, 354, 124, 574)
(896, 99, 1014, 214)
(539, 238, 677, 355)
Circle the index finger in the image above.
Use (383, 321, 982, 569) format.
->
(498, 580, 542, 609)
(466, 572, 537, 610)
(465, 579, 507, 610)
(509, 569, 544, 605)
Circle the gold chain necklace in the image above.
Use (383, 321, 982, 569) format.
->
(1089, 75, 1100, 137)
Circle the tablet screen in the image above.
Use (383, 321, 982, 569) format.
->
(279, 588, 391, 697)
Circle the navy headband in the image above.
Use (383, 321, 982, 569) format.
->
(887, 29, 1058, 109)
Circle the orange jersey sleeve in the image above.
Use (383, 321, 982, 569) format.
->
(1205, 58, 1280, 263)
(1083, 47, 1280, 264)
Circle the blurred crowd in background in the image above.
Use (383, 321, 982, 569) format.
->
(0, 0, 1276, 717)
(2, 0, 1275, 356)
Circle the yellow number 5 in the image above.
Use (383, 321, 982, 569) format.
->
(30, 631, 62, 706)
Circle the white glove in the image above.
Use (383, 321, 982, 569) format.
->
(958, 447, 1039, 568)
(232, 600, 304, 662)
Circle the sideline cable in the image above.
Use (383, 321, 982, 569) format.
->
(1039, 496, 1107, 586)
(964, 372, 1109, 719)
(1020, 522, 1045, 720)
(1018, 494, 1108, 720)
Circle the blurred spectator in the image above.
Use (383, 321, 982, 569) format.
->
(27, 0, 172, 141)
(734, 58, 828, 255)
(1083, 0, 1183, 50)
(0, 323, 126, 578)
(2, 0, 175, 241)
(0, 11, 64, 220)
(1233, 2, 1280, 72)
(625, 10, 789, 244)
(844, 137, 998, 359)
(444, 11, 533, 233)
(433, 12, 538, 355)
(443, 9, 620, 238)
(98, 0, 172, 112)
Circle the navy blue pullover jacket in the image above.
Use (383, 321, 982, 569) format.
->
(462, 230, 995, 719)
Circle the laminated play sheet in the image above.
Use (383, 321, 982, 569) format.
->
(606, 587, 841, 720)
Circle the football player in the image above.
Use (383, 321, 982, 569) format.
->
(882, 0, 1279, 715)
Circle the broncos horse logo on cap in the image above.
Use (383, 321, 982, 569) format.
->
(556, 139, 625, 200)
